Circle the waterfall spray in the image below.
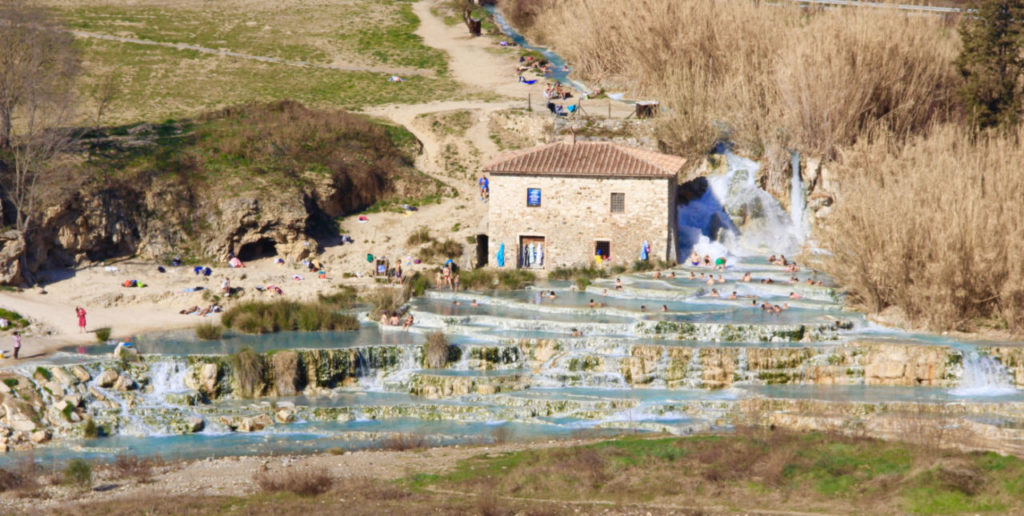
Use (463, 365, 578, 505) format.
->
(951, 352, 1016, 396)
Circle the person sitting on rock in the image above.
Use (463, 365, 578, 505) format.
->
(402, 314, 414, 329)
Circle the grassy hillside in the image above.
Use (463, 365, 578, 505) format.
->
(87, 100, 442, 206)
(51, 0, 490, 125)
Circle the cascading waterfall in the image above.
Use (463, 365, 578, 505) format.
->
(951, 353, 1016, 396)
(148, 359, 189, 397)
(678, 150, 808, 258)
(790, 150, 808, 240)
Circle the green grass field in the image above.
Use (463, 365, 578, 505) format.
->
(407, 432, 1024, 514)
(52, 0, 481, 125)
(38, 431, 1024, 515)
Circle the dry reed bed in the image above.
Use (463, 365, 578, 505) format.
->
(518, 0, 959, 159)
(819, 126, 1024, 333)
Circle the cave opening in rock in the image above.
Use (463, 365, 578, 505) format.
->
(237, 238, 278, 261)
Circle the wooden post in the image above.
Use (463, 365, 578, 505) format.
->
(528, 92, 532, 112)
(608, 100, 611, 119)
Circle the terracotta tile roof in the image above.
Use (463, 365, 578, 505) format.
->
(483, 141, 686, 178)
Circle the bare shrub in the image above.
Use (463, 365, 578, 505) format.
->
(490, 424, 514, 444)
(379, 433, 427, 451)
(254, 466, 333, 496)
(423, 331, 452, 369)
(475, 487, 507, 516)
(0, 457, 39, 493)
(113, 453, 158, 483)
(406, 226, 432, 246)
(819, 126, 1024, 334)
(365, 287, 409, 320)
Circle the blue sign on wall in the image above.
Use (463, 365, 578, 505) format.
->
(527, 188, 541, 207)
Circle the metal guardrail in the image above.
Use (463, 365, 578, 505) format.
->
(792, 0, 968, 14)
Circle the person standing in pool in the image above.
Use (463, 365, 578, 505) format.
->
(75, 306, 87, 333)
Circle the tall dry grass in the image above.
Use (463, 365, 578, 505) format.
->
(528, 0, 960, 158)
(818, 125, 1024, 333)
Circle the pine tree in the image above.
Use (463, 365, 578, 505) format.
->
(956, 0, 1024, 129)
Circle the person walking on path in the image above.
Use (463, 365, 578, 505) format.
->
(12, 331, 20, 359)
(75, 307, 87, 333)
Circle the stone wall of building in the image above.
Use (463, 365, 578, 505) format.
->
(488, 174, 676, 270)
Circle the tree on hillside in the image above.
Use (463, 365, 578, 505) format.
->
(956, 0, 1024, 129)
(0, 1, 80, 232)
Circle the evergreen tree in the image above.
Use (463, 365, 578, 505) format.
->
(956, 0, 1024, 129)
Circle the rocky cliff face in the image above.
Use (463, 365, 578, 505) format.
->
(0, 179, 321, 284)
(0, 102, 439, 285)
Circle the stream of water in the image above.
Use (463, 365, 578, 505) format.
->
(2, 12, 1022, 465)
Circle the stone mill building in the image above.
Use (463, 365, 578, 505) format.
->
(481, 139, 686, 270)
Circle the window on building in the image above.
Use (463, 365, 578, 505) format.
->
(610, 192, 625, 213)
(595, 240, 611, 260)
(527, 188, 541, 207)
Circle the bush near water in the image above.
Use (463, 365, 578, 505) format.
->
(221, 300, 358, 334)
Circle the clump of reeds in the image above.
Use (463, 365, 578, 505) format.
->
(194, 323, 223, 340)
(818, 125, 1024, 334)
(228, 347, 266, 398)
(457, 269, 536, 290)
(418, 238, 464, 264)
(221, 300, 358, 334)
(254, 466, 333, 496)
(423, 331, 454, 368)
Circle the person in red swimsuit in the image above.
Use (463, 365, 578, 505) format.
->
(75, 307, 87, 333)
